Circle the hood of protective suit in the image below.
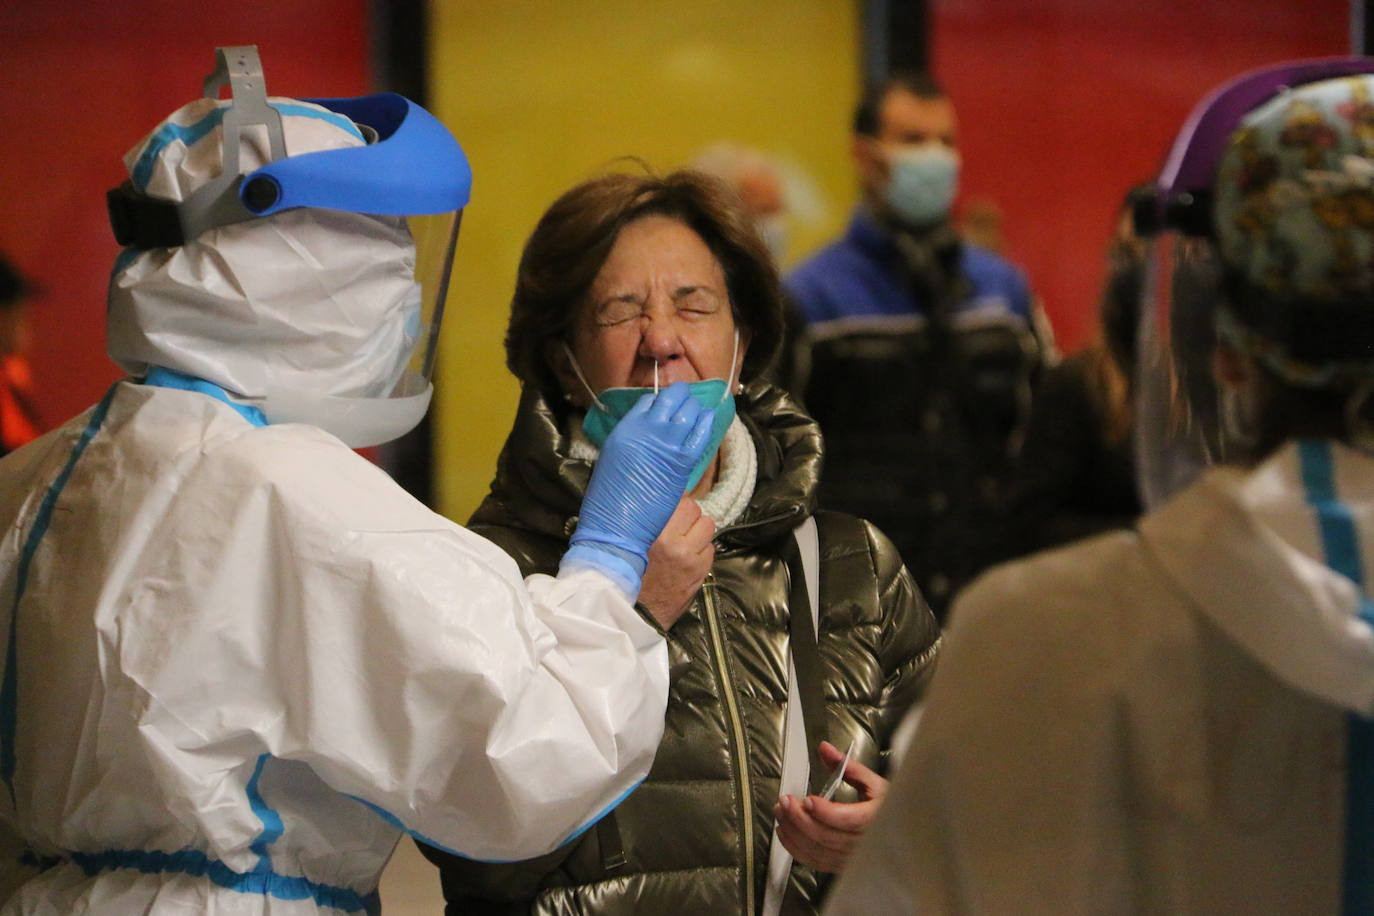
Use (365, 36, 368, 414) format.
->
(107, 97, 422, 406)
(1140, 440, 1374, 715)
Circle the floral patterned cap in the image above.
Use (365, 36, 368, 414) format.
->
(1215, 74, 1374, 303)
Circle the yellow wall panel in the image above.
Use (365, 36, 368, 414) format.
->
(428, 0, 861, 521)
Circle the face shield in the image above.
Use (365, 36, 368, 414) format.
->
(241, 206, 462, 447)
(1134, 57, 1374, 507)
(106, 46, 470, 446)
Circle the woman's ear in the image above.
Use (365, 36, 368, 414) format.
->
(546, 337, 588, 407)
(735, 328, 752, 393)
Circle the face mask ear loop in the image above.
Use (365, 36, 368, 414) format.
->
(723, 329, 741, 404)
(560, 341, 608, 411)
(654, 361, 660, 394)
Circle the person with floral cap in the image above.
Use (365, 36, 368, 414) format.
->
(826, 58, 1374, 915)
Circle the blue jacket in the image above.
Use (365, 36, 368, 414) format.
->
(786, 207, 1032, 325)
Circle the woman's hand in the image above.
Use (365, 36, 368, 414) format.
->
(773, 740, 889, 873)
(638, 497, 715, 630)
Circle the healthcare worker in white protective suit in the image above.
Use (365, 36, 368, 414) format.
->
(826, 58, 1374, 915)
(0, 47, 719, 914)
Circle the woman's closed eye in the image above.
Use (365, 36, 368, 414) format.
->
(594, 296, 645, 327)
(674, 287, 722, 316)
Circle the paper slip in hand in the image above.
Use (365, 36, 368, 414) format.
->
(820, 738, 857, 800)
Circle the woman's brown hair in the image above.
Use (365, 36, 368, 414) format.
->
(505, 169, 785, 405)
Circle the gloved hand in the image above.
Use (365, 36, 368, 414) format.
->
(561, 382, 716, 599)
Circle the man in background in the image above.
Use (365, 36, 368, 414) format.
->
(785, 72, 1050, 617)
(692, 141, 791, 264)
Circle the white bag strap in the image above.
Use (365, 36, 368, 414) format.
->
(795, 515, 820, 631)
(762, 515, 820, 916)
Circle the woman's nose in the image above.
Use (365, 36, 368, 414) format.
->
(638, 313, 684, 363)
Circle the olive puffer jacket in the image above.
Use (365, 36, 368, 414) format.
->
(420, 382, 940, 915)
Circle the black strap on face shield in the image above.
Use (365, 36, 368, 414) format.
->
(1133, 186, 1215, 239)
(106, 172, 287, 249)
(107, 182, 188, 248)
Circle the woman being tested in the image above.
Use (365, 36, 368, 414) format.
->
(828, 58, 1374, 914)
(0, 48, 715, 913)
(421, 170, 940, 914)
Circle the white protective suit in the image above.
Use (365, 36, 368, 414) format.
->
(827, 438, 1374, 914)
(0, 379, 669, 913)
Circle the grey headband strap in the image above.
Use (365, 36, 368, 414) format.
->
(179, 46, 288, 241)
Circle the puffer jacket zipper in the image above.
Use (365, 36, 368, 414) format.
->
(701, 571, 755, 914)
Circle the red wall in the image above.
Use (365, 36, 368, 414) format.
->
(0, 2, 370, 430)
(934, 0, 1351, 352)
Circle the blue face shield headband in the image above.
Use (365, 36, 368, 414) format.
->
(106, 45, 472, 249)
(565, 332, 740, 492)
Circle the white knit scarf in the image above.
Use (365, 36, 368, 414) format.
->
(568, 415, 757, 528)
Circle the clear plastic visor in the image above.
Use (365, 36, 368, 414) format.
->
(238, 206, 461, 448)
(1134, 231, 1229, 508)
(396, 208, 461, 396)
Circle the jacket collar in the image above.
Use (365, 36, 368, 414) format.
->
(470, 382, 821, 551)
(845, 205, 899, 259)
(845, 204, 959, 258)
(1138, 440, 1374, 715)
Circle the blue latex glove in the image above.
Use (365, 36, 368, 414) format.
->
(561, 382, 716, 598)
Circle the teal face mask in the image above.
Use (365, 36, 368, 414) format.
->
(564, 331, 739, 492)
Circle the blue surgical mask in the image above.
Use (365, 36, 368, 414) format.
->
(883, 144, 960, 228)
(563, 331, 740, 491)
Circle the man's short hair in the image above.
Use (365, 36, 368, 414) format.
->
(853, 71, 948, 137)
